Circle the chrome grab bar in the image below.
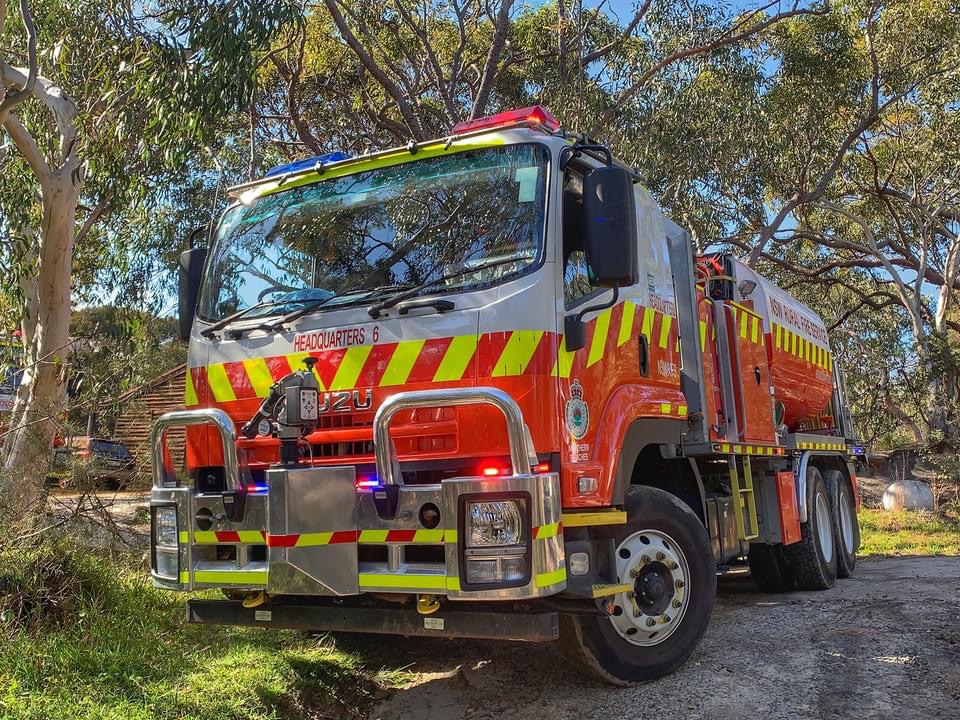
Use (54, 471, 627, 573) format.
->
(373, 387, 537, 487)
(151, 408, 238, 491)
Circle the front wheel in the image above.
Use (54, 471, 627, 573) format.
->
(561, 486, 715, 685)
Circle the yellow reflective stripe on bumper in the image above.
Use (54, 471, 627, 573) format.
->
(358, 573, 457, 591)
(193, 570, 267, 585)
(535, 521, 561, 539)
(562, 510, 627, 527)
(535, 567, 567, 588)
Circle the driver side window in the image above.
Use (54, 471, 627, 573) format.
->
(562, 170, 597, 306)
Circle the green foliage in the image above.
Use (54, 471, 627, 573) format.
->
(0, 542, 409, 720)
(858, 508, 960, 557)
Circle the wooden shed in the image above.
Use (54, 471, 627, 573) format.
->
(113, 363, 187, 474)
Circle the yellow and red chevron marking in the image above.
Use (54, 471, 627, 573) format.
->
(184, 524, 562, 547)
(185, 305, 680, 405)
(727, 302, 766, 347)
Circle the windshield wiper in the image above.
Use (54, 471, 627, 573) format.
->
(200, 300, 291, 338)
(367, 256, 530, 319)
(268, 284, 414, 331)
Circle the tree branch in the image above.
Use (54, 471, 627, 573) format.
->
(470, 0, 516, 119)
(0, 0, 38, 122)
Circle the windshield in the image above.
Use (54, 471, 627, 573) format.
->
(198, 143, 550, 322)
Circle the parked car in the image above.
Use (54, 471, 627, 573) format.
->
(49, 436, 136, 489)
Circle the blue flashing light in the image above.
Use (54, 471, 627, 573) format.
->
(265, 151, 353, 178)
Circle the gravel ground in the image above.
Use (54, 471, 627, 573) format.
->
(369, 556, 960, 720)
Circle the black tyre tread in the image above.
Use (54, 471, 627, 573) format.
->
(829, 472, 857, 578)
(561, 487, 715, 685)
(748, 543, 793, 592)
(783, 470, 836, 590)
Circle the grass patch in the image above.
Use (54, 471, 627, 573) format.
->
(858, 508, 960, 557)
(0, 541, 411, 720)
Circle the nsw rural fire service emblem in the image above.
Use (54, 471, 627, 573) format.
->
(565, 380, 589, 439)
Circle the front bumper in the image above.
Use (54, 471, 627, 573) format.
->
(150, 388, 566, 602)
(186, 597, 560, 642)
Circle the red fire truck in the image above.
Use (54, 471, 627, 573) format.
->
(150, 106, 860, 685)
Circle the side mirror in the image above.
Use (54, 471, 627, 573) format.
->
(582, 166, 638, 287)
(178, 247, 208, 341)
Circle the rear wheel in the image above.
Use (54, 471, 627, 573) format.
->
(832, 475, 858, 578)
(748, 543, 793, 592)
(783, 467, 836, 590)
(561, 486, 715, 685)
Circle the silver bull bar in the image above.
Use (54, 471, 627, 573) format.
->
(149, 387, 565, 600)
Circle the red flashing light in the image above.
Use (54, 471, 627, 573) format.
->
(356, 477, 380, 488)
(533, 462, 551, 473)
(451, 105, 560, 135)
(245, 484, 268, 493)
(481, 466, 503, 477)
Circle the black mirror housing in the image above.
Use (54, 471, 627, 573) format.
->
(178, 247, 208, 341)
(583, 166, 638, 287)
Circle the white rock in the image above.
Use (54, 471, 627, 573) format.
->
(882, 480, 934, 511)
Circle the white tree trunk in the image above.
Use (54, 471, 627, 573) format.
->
(0, 176, 77, 520)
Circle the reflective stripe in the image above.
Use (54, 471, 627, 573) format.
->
(535, 567, 566, 588)
(658, 315, 673, 349)
(193, 570, 267, 585)
(358, 573, 451, 591)
(587, 309, 612, 367)
(533, 521, 561, 539)
(286, 352, 325, 389)
(206, 363, 236, 402)
(678, 404, 688, 416)
(699, 319, 708, 350)
(184, 370, 198, 406)
(562, 510, 627, 527)
(660, 402, 672, 413)
(493, 329, 545, 376)
(380, 339, 424, 386)
(751, 316, 760, 344)
(433, 334, 477, 382)
(618, 301, 636, 347)
(329, 345, 373, 391)
(551, 336, 576, 378)
(641, 306, 655, 341)
(243, 357, 275, 397)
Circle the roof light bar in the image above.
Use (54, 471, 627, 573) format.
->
(265, 151, 353, 178)
(451, 105, 560, 135)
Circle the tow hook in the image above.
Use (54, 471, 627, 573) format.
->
(242, 591, 268, 609)
(417, 594, 440, 615)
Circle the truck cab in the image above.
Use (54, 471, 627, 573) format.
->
(151, 106, 860, 685)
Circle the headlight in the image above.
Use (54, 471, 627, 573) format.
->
(154, 506, 178, 548)
(466, 500, 524, 547)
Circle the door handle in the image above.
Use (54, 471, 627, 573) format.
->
(639, 335, 649, 376)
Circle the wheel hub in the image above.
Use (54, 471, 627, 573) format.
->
(609, 529, 691, 646)
(634, 562, 675, 615)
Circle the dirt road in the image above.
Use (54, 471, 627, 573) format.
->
(369, 557, 960, 720)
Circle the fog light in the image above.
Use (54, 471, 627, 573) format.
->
(155, 548, 178, 580)
(569, 552, 590, 576)
(466, 558, 500, 584)
(577, 476, 598, 494)
(466, 500, 524, 547)
(465, 556, 527, 584)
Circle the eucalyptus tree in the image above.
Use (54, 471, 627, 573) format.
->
(0, 0, 299, 519)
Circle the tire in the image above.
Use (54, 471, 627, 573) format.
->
(783, 467, 836, 590)
(561, 486, 715, 685)
(831, 474, 858, 578)
(748, 543, 793, 592)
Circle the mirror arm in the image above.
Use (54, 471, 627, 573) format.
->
(563, 286, 620, 352)
(560, 143, 613, 170)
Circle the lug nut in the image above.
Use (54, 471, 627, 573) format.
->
(646, 618, 656, 627)
(626, 591, 636, 600)
(671, 561, 679, 570)
(661, 614, 671, 624)
(675, 579, 685, 589)
(656, 552, 666, 561)
(634, 608, 643, 617)
(630, 568, 640, 578)
(672, 599, 682, 609)
(641, 555, 651, 564)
